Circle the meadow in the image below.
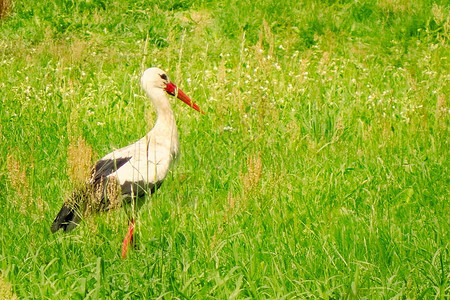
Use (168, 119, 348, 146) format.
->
(0, 0, 449, 298)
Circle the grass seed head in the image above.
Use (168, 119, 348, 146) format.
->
(0, 274, 18, 300)
(242, 153, 262, 193)
(6, 153, 31, 214)
(431, 4, 446, 25)
(67, 137, 94, 187)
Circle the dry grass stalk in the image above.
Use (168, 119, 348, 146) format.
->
(215, 59, 228, 115)
(333, 116, 345, 142)
(6, 152, 31, 214)
(241, 153, 262, 193)
(217, 59, 227, 86)
(36, 196, 46, 214)
(176, 10, 212, 32)
(444, 15, 450, 41)
(228, 191, 235, 211)
(377, 0, 411, 13)
(0, 0, 11, 20)
(286, 121, 301, 141)
(67, 136, 94, 186)
(0, 274, 18, 300)
(295, 54, 311, 86)
(306, 135, 319, 153)
(254, 20, 274, 66)
(436, 93, 447, 118)
(435, 93, 447, 129)
(46, 37, 92, 65)
(263, 19, 274, 58)
(69, 38, 89, 63)
(255, 25, 264, 56)
(318, 51, 330, 73)
(359, 119, 373, 142)
(91, 176, 122, 212)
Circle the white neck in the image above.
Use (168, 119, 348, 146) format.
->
(146, 88, 175, 125)
(145, 87, 179, 156)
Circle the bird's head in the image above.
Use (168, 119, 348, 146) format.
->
(141, 67, 204, 113)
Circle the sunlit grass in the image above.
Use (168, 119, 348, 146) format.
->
(0, 0, 449, 298)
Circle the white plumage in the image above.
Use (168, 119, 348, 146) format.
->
(51, 67, 202, 239)
(99, 68, 180, 194)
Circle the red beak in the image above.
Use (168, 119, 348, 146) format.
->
(165, 82, 204, 114)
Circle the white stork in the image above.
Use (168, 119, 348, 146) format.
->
(51, 67, 203, 258)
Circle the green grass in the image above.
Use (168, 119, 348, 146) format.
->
(0, 0, 449, 298)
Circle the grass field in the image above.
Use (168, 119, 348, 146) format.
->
(0, 0, 449, 298)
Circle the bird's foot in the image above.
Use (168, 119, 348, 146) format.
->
(121, 219, 135, 259)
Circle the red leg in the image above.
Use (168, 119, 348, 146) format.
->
(121, 218, 135, 259)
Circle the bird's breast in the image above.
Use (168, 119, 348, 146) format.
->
(108, 133, 178, 187)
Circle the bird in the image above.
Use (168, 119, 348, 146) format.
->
(50, 67, 203, 258)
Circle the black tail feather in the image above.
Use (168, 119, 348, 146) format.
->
(51, 203, 81, 233)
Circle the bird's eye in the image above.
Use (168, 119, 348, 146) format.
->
(159, 74, 168, 81)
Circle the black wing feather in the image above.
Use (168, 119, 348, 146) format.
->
(92, 157, 131, 184)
